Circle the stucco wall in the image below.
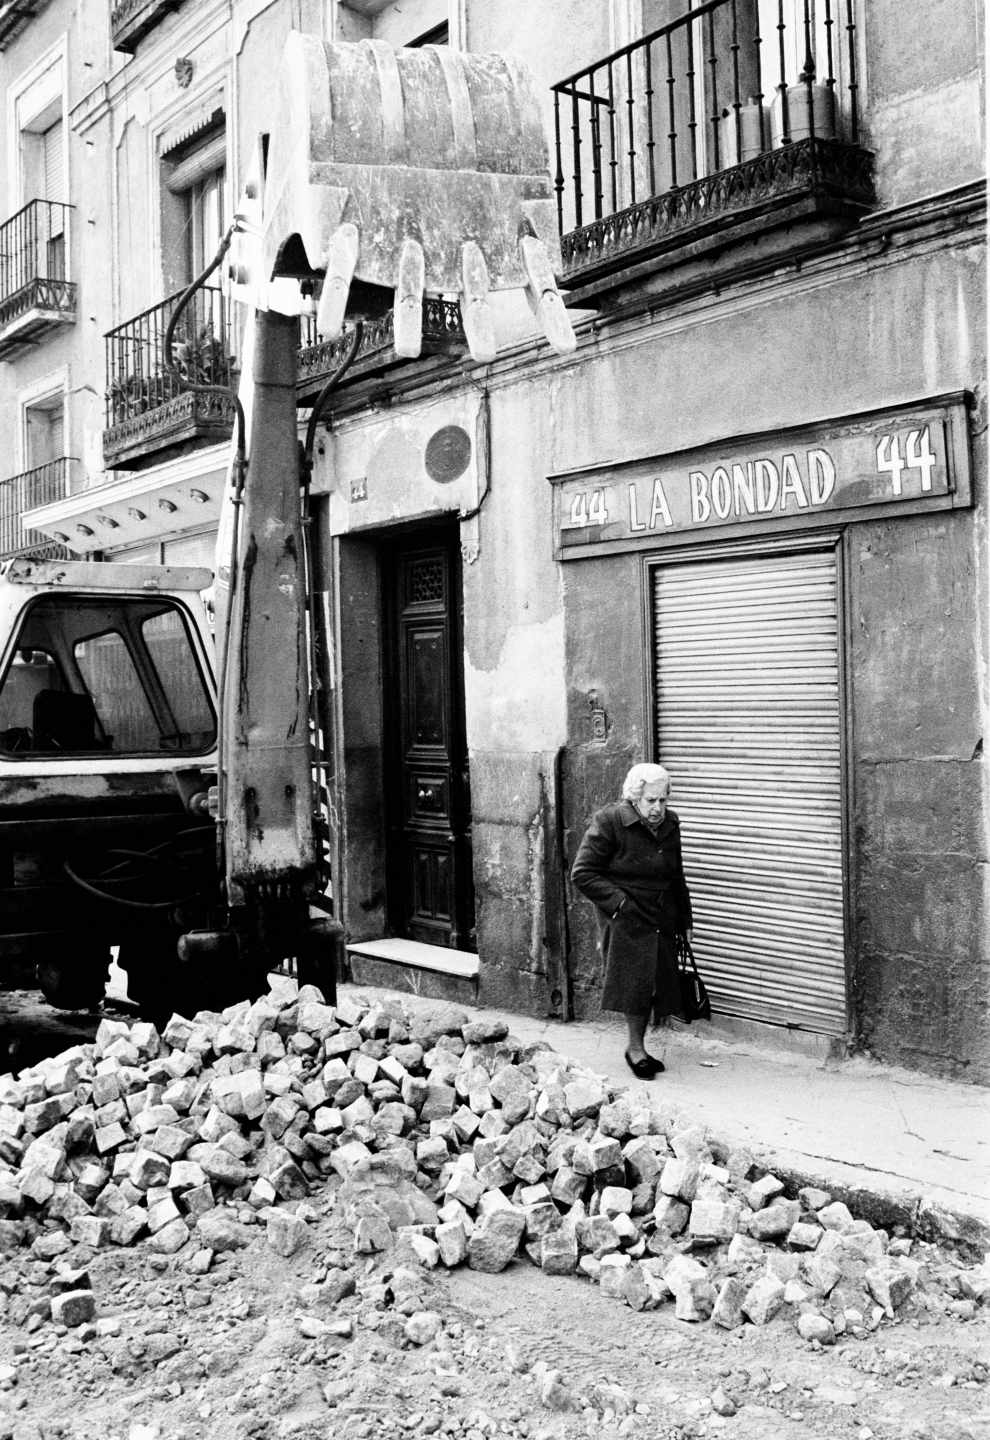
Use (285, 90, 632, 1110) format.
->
(462, 376, 570, 1013)
(848, 503, 988, 1080)
(862, 0, 985, 208)
(548, 228, 988, 1076)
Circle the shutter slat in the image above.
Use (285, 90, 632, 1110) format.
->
(654, 549, 846, 1036)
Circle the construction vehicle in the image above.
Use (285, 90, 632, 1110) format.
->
(0, 33, 575, 1020)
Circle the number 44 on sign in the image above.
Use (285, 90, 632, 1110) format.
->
(569, 488, 610, 527)
(876, 426, 936, 495)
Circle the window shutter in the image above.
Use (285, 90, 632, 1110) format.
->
(42, 122, 63, 200)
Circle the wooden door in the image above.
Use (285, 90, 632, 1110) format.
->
(385, 532, 474, 949)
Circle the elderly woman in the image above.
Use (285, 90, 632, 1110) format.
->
(570, 762, 693, 1078)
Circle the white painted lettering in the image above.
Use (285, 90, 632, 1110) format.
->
(876, 434, 905, 495)
(588, 489, 609, 525)
(807, 448, 835, 506)
(711, 467, 732, 519)
(754, 458, 779, 512)
(628, 483, 647, 531)
(689, 470, 711, 523)
(649, 478, 673, 528)
(906, 427, 936, 491)
(779, 453, 809, 509)
(732, 462, 756, 515)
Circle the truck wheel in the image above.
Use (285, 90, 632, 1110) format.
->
(36, 947, 110, 1011)
(118, 933, 191, 1026)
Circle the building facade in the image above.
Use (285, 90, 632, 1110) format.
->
(4, 0, 987, 1080)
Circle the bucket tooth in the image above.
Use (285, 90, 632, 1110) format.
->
(519, 234, 577, 356)
(248, 34, 573, 362)
(460, 241, 496, 363)
(316, 222, 360, 339)
(394, 237, 425, 358)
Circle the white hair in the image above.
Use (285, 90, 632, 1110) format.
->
(621, 763, 671, 802)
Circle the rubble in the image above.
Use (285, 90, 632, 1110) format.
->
(0, 979, 985, 1364)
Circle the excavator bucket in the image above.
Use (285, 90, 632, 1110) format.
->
(229, 32, 576, 361)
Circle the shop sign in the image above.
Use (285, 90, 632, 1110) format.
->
(551, 394, 971, 558)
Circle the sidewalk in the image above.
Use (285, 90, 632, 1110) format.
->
(338, 981, 990, 1251)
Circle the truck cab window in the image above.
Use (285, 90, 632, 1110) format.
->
(0, 596, 216, 758)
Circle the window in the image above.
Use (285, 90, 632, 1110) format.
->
(160, 117, 227, 296)
(23, 392, 64, 469)
(8, 53, 68, 293)
(0, 596, 216, 758)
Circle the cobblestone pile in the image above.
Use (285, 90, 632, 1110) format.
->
(1, 982, 987, 1355)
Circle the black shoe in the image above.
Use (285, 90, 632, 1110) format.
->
(624, 1049, 665, 1078)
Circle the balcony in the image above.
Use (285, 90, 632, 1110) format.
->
(0, 459, 75, 563)
(296, 297, 465, 407)
(552, 0, 874, 301)
(0, 1, 50, 49)
(0, 201, 76, 359)
(111, 0, 184, 53)
(103, 286, 237, 471)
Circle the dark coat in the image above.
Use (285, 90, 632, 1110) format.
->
(570, 800, 693, 1018)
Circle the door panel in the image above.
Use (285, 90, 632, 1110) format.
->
(386, 534, 474, 949)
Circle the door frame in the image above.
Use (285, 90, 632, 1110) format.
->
(380, 517, 474, 948)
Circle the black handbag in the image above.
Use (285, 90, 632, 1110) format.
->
(676, 935, 711, 1023)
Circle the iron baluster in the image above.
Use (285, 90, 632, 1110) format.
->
(645, 38, 657, 195)
(553, 90, 565, 234)
(802, 0, 816, 140)
(570, 84, 583, 229)
(730, 0, 742, 161)
(706, 6, 721, 172)
(753, 2, 767, 151)
(606, 61, 618, 213)
(845, 0, 859, 141)
(626, 49, 637, 206)
(590, 69, 604, 220)
(776, 0, 790, 143)
(665, 31, 679, 188)
(686, 16, 699, 180)
(823, 0, 837, 135)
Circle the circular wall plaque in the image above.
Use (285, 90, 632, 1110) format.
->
(425, 425, 472, 484)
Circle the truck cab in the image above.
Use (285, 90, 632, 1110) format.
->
(0, 557, 219, 1014)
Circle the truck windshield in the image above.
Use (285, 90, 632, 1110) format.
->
(0, 595, 216, 758)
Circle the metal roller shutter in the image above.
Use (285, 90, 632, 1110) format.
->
(652, 547, 846, 1035)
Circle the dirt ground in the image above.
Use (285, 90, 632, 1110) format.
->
(0, 1184, 987, 1440)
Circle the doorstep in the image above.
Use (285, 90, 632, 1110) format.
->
(345, 938, 479, 1005)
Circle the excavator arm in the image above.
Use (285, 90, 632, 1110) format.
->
(191, 33, 576, 998)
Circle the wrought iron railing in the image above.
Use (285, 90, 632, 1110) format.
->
(0, 458, 75, 561)
(298, 296, 464, 389)
(0, 199, 73, 323)
(552, 0, 861, 236)
(104, 286, 234, 428)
